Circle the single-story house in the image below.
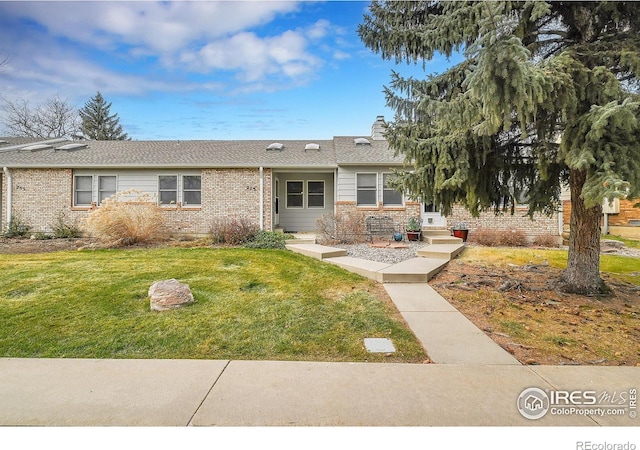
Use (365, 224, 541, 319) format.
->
(1, 117, 637, 239)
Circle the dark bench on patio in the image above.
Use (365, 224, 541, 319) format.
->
(365, 215, 399, 242)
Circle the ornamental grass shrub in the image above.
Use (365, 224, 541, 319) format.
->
(84, 190, 167, 246)
(209, 217, 259, 245)
(470, 228, 528, 247)
(316, 211, 367, 244)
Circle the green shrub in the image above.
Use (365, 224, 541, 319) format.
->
(2, 215, 31, 238)
(244, 231, 291, 249)
(51, 212, 83, 238)
(209, 217, 259, 245)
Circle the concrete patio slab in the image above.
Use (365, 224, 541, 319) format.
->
(190, 360, 594, 426)
(417, 243, 466, 259)
(378, 257, 447, 283)
(0, 358, 228, 426)
(285, 243, 347, 260)
(400, 312, 521, 365)
(324, 256, 391, 281)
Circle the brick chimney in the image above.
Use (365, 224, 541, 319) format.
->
(371, 116, 386, 140)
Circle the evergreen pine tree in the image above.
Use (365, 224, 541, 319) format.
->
(359, 1, 640, 295)
(78, 91, 129, 140)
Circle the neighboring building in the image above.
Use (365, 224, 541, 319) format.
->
(2, 117, 617, 239)
(561, 190, 640, 240)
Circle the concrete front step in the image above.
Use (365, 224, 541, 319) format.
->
(417, 243, 466, 260)
(285, 238, 316, 245)
(425, 236, 463, 245)
(285, 244, 347, 260)
(421, 229, 452, 236)
(378, 257, 448, 283)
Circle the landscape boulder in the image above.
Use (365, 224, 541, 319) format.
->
(148, 279, 194, 311)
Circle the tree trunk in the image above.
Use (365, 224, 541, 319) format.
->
(559, 169, 609, 295)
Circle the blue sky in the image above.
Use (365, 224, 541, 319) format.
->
(0, 1, 455, 140)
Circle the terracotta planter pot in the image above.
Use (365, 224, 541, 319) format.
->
(452, 229, 468, 242)
(406, 231, 421, 241)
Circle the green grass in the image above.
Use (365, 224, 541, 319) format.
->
(0, 248, 426, 362)
(460, 246, 640, 286)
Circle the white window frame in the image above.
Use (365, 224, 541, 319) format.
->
(73, 175, 94, 207)
(356, 172, 378, 207)
(158, 175, 179, 206)
(306, 180, 325, 209)
(97, 175, 117, 205)
(382, 173, 403, 206)
(286, 180, 304, 209)
(182, 175, 202, 206)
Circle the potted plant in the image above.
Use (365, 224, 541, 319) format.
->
(406, 217, 422, 241)
(452, 222, 469, 242)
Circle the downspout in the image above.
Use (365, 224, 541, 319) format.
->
(259, 166, 264, 231)
(3, 167, 11, 229)
(558, 201, 564, 238)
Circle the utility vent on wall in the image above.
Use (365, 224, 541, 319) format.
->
(267, 142, 284, 151)
(602, 198, 620, 214)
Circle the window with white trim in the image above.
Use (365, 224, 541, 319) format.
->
(182, 175, 201, 206)
(382, 173, 403, 206)
(286, 181, 304, 208)
(98, 176, 116, 204)
(356, 173, 377, 206)
(307, 181, 325, 208)
(74, 175, 93, 206)
(158, 175, 178, 205)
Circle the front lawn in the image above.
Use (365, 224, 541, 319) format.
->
(0, 248, 427, 362)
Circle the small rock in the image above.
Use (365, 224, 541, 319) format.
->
(149, 279, 194, 311)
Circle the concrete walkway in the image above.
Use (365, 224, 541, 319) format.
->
(1, 236, 638, 426)
(286, 238, 519, 364)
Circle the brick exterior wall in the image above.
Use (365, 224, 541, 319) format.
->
(335, 201, 422, 233)
(1, 167, 272, 236)
(446, 205, 560, 238)
(1, 168, 88, 233)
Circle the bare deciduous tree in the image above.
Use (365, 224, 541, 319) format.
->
(2, 95, 80, 139)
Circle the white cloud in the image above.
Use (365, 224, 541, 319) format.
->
(181, 27, 321, 83)
(0, 1, 350, 98)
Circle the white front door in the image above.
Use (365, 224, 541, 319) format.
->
(421, 202, 446, 227)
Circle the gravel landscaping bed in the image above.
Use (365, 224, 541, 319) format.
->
(334, 241, 425, 265)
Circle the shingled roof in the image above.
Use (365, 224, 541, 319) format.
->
(0, 130, 409, 169)
(0, 139, 338, 169)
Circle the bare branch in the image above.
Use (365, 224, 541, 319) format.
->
(2, 95, 79, 138)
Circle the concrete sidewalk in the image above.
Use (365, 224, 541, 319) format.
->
(0, 358, 637, 426)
